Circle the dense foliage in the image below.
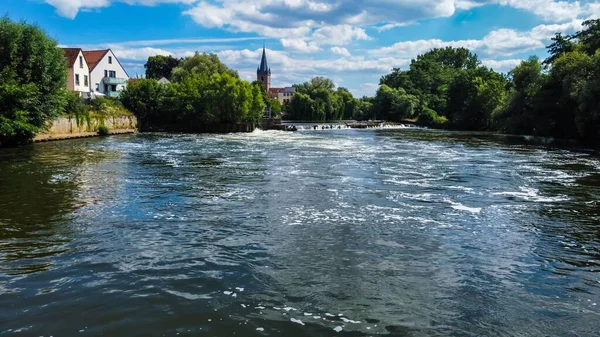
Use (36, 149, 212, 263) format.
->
(376, 47, 508, 129)
(372, 19, 600, 145)
(286, 77, 359, 121)
(495, 19, 600, 144)
(0, 17, 68, 145)
(121, 53, 265, 130)
(144, 55, 181, 80)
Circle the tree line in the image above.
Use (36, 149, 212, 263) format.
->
(285, 19, 599, 145)
(121, 53, 265, 131)
(369, 19, 600, 145)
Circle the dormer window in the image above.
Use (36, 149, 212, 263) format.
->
(108, 56, 112, 64)
(79, 56, 83, 68)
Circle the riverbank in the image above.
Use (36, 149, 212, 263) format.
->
(32, 115, 137, 143)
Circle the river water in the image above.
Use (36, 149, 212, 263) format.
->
(1, 128, 599, 336)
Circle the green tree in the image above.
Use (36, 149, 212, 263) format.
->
(447, 67, 508, 130)
(171, 52, 238, 82)
(145, 55, 181, 80)
(288, 93, 318, 120)
(544, 33, 576, 65)
(574, 19, 600, 55)
(0, 17, 68, 145)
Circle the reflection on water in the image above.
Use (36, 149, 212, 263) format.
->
(0, 129, 599, 336)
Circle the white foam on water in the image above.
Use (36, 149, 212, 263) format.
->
(313, 316, 321, 319)
(290, 318, 305, 326)
(255, 306, 265, 310)
(235, 287, 244, 292)
(334, 326, 343, 332)
(340, 317, 361, 324)
(256, 328, 264, 331)
(325, 313, 335, 317)
(241, 304, 247, 308)
(223, 291, 232, 295)
(444, 198, 482, 214)
(304, 313, 313, 316)
(283, 307, 297, 312)
(493, 186, 570, 202)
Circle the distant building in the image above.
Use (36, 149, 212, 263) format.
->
(256, 46, 295, 105)
(61, 48, 90, 97)
(158, 77, 171, 84)
(269, 86, 296, 105)
(83, 49, 129, 98)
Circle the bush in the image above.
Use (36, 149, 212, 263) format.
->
(97, 125, 110, 136)
(416, 108, 448, 128)
(0, 17, 68, 145)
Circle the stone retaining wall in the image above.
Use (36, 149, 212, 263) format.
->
(34, 116, 137, 142)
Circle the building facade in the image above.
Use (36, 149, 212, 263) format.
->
(83, 49, 129, 98)
(257, 47, 295, 105)
(62, 48, 90, 97)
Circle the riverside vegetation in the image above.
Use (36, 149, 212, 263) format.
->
(1, 16, 599, 146)
(120, 53, 266, 131)
(0, 18, 134, 146)
(283, 19, 600, 146)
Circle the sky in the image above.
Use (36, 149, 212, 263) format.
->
(2, 1, 599, 97)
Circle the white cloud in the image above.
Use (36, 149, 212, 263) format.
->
(481, 59, 523, 72)
(330, 46, 351, 57)
(45, 0, 196, 19)
(110, 47, 173, 60)
(372, 20, 583, 58)
(312, 25, 371, 45)
(280, 39, 321, 53)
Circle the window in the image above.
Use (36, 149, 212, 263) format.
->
(75, 74, 80, 86)
(109, 71, 116, 78)
(79, 56, 83, 68)
(96, 83, 99, 91)
(104, 70, 108, 78)
(84, 75, 88, 87)
(108, 56, 112, 64)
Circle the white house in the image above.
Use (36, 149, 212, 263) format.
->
(83, 49, 129, 98)
(62, 48, 90, 97)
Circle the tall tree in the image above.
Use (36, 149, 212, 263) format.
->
(171, 52, 238, 82)
(0, 17, 68, 145)
(144, 55, 181, 80)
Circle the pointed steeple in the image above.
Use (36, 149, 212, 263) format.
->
(258, 45, 270, 74)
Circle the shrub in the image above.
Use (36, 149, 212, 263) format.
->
(416, 108, 448, 128)
(97, 125, 110, 136)
(0, 17, 68, 145)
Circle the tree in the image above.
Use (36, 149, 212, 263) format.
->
(544, 33, 576, 65)
(145, 55, 181, 80)
(0, 17, 68, 145)
(287, 77, 353, 121)
(574, 52, 600, 143)
(373, 85, 419, 121)
(447, 67, 508, 130)
(288, 93, 317, 120)
(574, 19, 600, 55)
(171, 52, 238, 82)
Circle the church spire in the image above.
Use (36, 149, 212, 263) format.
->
(258, 45, 270, 74)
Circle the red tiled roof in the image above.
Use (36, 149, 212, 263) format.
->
(269, 88, 284, 93)
(61, 48, 82, 67)
(83, 50, 109, 71)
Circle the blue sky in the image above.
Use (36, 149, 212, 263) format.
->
(3, 0, 599, 96)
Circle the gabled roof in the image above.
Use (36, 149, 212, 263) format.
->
(62, 48, 83, 67)
(83, 49, 110, 72)
(82, 49, 130, 78)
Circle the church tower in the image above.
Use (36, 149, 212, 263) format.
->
(257, 45, 271, 92)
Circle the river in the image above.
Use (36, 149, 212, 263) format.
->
(1, 128, 599, 336)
